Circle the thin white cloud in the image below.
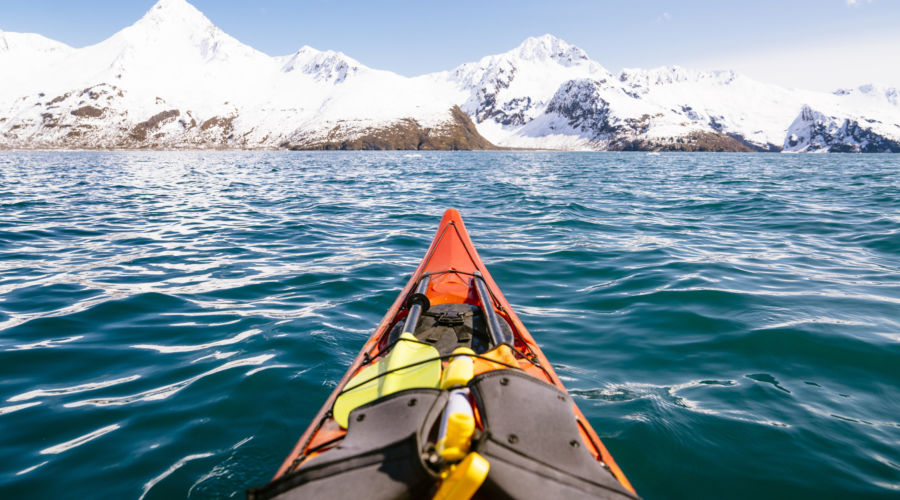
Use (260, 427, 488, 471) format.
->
(684, 31, 900, 91)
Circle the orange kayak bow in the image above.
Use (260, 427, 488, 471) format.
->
(251, 209, 638, 499)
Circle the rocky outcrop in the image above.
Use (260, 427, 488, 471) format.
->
(537, 78, 756, 152)
(545, 79, 614, 136)
(280, 47, 361, 84)
(626, 132, 755, 152)
(785, 106, 900, 153)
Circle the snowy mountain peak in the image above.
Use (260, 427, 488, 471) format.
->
(447, 35, 611, 129)
(513, 34, 590, 66)
(142, 0, 210, 24)
(94, 0, 266, 73)
(130, 0, 218, 35)
(0, 30, 7, 51)
(152, 0, 191, 7)
(281, 46, 363, 83)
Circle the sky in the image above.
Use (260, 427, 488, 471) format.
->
(1, 0, 899, 91)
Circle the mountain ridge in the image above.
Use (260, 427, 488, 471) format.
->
(2, 0, 897, 152)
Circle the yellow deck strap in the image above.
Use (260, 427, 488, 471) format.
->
(332, 333, 441, 428)
(432, 452, 490, 500)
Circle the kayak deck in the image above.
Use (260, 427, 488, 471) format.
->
(252, 209, 637, 499)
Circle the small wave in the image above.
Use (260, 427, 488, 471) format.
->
(798, 403, 900, 429)
(15, 461, 49, 476)
(140, 453, 214, 500)
(131, 328, 261, 353)
(571, 380, 788, 428)
(8, 375, 141, 402)
(40, 423, 120, 455)
(0, 401, 42, 415)
(246, 364, 292, 376)
(191, 351, 238, 363)
(64, 354, 274, 408)
(9, 335, 84, 351)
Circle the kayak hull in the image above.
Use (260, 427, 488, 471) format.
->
(266, 209, 636, 496)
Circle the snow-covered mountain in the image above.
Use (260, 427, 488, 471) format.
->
(1, 0, 898, 152)
(441, 40, 899, 152)
(0, 0, 478, 150)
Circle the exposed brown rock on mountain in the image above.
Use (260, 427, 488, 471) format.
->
(71, 106, 104, 118)
(621, 132, 756, 152)
(285, 106, 497, 150)
(130, 109, 179, 142)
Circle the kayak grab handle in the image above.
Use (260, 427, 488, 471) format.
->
(473, 271, 513, 347)
(403, 275, 432, 334)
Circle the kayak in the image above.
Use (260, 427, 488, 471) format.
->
(249, 209, 639, 499)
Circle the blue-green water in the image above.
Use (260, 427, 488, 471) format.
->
(1, 152, 898, 499)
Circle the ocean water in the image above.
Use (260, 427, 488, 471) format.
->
(0, 151, 898, 499)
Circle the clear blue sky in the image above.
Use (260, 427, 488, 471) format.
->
(2, 0, 899, 90)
